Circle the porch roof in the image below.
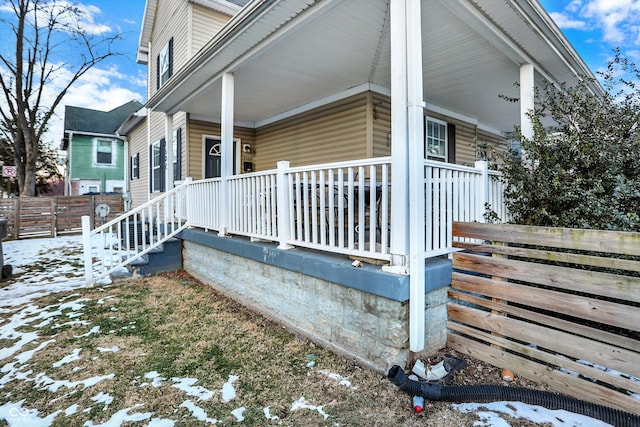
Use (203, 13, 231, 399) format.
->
(146, 0, 602, 134)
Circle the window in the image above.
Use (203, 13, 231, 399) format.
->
(426, 119, 447, 160)
(157, 38, 173, 89)
(131, 153, 139, 179)
(96, 139, 114, 165)
(150, 140, 166, 193)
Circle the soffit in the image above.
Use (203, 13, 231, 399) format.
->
(151, 0, 598, 134)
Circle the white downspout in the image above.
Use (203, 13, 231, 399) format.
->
(220, 72, 235, 236)
(389, 0, 426, 353)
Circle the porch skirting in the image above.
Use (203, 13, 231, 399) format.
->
(180, 229, 451, 371)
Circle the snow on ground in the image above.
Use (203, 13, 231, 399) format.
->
(0, 235, 620, 426)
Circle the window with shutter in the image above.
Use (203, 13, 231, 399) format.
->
(157, 38, 173, 88)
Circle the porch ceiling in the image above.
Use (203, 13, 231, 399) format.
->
(151, 0, 596, 135)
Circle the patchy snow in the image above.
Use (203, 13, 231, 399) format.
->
(82, 405, 152, 427)
(170, 377, 215, 401)
(291, 396, 330, 420)
(231, 406, 245, 421)
(0, 235, 630, 427)
(318, 369, 357, 389)
(263, 406, 280, 421)
(221, 375, 238, 402)
(52, 349, 82, 367)
(178, 400, 218, 424)
(453, 401, 614, 427)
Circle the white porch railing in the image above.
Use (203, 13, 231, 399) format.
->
(425, 160, 508, 256)
(82, 158, 507, 284)
(82, 181, 191, 285)
(282, 157, 392, 260)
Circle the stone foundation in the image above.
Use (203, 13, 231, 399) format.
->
(181, 229, 450, 371)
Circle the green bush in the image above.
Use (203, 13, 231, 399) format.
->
(500, 50, 640, 231)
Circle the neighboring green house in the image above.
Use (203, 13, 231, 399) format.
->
(61, 101, 143, 195)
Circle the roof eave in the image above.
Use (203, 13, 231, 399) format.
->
(517, 0, 605, 97)
(137, 0, 157, 65)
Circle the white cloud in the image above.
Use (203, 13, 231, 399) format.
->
(46, 64, 145, 144)
(0, 1, 112, 35)
(581, 0, 640, 45)
(549, 12, 588, 30)
(550, 0, 640, 48)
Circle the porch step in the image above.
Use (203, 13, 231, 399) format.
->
(111, 238, 183, 281)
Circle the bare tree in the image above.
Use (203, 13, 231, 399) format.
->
(0, 0, 120, 196)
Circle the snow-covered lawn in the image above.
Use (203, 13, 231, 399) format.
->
(0, 235, 617, 426)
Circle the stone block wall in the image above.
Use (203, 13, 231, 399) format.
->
(182, 237, 450, 372)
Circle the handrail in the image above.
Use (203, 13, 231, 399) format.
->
(82, 180, 191, 285)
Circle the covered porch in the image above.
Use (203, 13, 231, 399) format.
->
(87, 0, 599, 361)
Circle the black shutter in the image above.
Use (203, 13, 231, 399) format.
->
(149, 144, 153, 192)
(447, 123, 456, 164)
(174, 127, 182, 181)
(135, 153, 140, 179)
(160, 138, 166, 192)
(156, 55, 160, 90)
(168, 37, 173, 79)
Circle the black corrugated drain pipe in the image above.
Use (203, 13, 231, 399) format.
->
(388, 365, 640, 427)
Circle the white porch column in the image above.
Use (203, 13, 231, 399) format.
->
(520, 63, 535, 140)
(219, 72, 235, 236)
(164, 114, 174, 192)
(389, 0, 409, 268)
(389, 0, 426, 352)
(406, 0, 426, 353)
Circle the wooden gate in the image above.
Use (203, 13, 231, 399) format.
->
(0, 195, 123, 239)
(448, 222, 640, 414)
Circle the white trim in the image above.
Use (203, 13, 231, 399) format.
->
(189, 0, 243, 16)
(93, 138, 117, 167)
(255, 83, 373, 128)
(425, 118, 447, 161)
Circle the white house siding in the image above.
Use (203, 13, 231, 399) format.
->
(190, 3, 232, 55)
(149, 0, 190, 99)
(372, 93, 392, 158)
(127, 121, 149, 209)
(254, 93, 369, 170)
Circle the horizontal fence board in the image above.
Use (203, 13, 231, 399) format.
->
(448, 288, 639, 353)
(453, 241, 640, 273)
(448, 303, 640, 378)
(447, 334, 640, 414)
(453, 252, 640, 303)
(450, 222, 640, 415)
(452, 222, 640, 256)
(451, 272, 640, 333)
(447, 320, 640, 396)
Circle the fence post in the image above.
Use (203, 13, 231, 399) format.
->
(14, 198, 20, 239)
(276, 161, 293, 250)
(82, 215, 94, 286)
(475, 161, 489, 223)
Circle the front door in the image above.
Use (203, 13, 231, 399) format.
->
(204, 137, 237, 178)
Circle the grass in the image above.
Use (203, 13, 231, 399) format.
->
(0, 271, 547, 426)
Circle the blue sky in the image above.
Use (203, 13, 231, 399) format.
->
(1, 0, 638, 145)
(540, 0, 640, 74)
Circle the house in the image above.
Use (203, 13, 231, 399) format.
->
(104, 0, 602, 370)
(61, 100, 143, 196)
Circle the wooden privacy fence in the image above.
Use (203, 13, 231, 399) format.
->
(0, 195, 123, 239)
(448, 222, 639, 414)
